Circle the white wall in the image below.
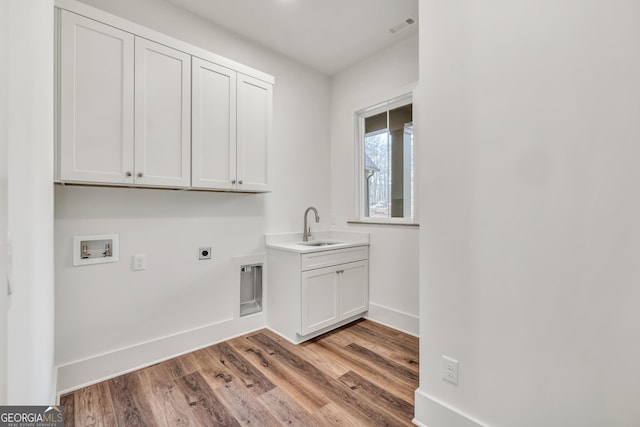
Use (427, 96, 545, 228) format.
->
(56, 0, 331, 391)
(331, 34, 419, 334)
(0, 0, 9, 405)
(6, 0, 56, 404)
(416, 1, 640, 426)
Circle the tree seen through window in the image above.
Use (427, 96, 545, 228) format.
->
(362, 102, 413, 219)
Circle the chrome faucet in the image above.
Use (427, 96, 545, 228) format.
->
(303, 207, 320, 242)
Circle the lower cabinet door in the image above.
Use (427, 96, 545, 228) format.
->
(300, 266, 339, 336)
(300, 259, 370, 336)
(340, 260, 369, 319)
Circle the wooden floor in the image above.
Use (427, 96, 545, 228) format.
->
(61, 319, 419, 426)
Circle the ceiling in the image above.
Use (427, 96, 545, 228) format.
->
(164, 0, 419, 75)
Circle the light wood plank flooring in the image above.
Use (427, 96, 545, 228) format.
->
(60, 319, 419, 426)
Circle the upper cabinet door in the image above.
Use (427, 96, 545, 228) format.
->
(236, 75, 273, 192)
(191, 57, 237, 190)
(134, 37, 191, 188)
(59, 11, 135, 184)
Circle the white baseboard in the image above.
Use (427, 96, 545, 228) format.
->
(365, 302, 419, 336)
(56, 306, 418, 397)
(56, 313, 266, 396)
(414, 388, 486, 427)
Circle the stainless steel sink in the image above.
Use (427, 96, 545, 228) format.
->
(297, 241, 342, 247)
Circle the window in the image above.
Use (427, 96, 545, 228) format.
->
(356, 94, 414, 222)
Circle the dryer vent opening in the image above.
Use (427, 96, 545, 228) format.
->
(240, 264, 263, 317)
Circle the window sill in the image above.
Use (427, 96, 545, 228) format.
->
(347, 220, 419, 227)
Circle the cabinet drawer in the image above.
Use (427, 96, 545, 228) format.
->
(301, 246, 368, 271)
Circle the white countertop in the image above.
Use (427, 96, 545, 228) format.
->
(265, 230, 370, 253)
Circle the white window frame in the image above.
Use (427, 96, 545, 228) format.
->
(354, 92, 416, 225)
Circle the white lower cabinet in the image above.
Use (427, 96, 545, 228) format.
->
(339, 260, 369, 318)
(267, 245, 369, 343)
(301, 260, 368, 336)
(301, 265, 340, 335)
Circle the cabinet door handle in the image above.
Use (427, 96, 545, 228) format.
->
(125, 171, 132, 177)
(137, 172, 144, 178)
(231, 179, 236, 184)
(337, 270, 344, 274)
(238, 180, 243, 185)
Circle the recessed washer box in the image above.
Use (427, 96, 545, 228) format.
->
(73, 234, 119, 266)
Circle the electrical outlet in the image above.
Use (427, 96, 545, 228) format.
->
(132, 254, 146, 271)
(442, 355, 459, 385)
(199, 247, 212, 260)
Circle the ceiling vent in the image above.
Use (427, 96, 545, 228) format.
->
(389, 17, 417, 34)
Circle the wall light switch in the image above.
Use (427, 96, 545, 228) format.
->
(132, 254, 146, 271)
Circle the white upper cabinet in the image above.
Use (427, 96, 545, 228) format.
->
(191, 58, 237, 190)
(192, 60, 273, 192)
(237, 75, 273, 192)
(58, 12, 191, 188)
(58, 11, 135, 184)
(134, 38, 191, 188)
(56, 3, 273, 192)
